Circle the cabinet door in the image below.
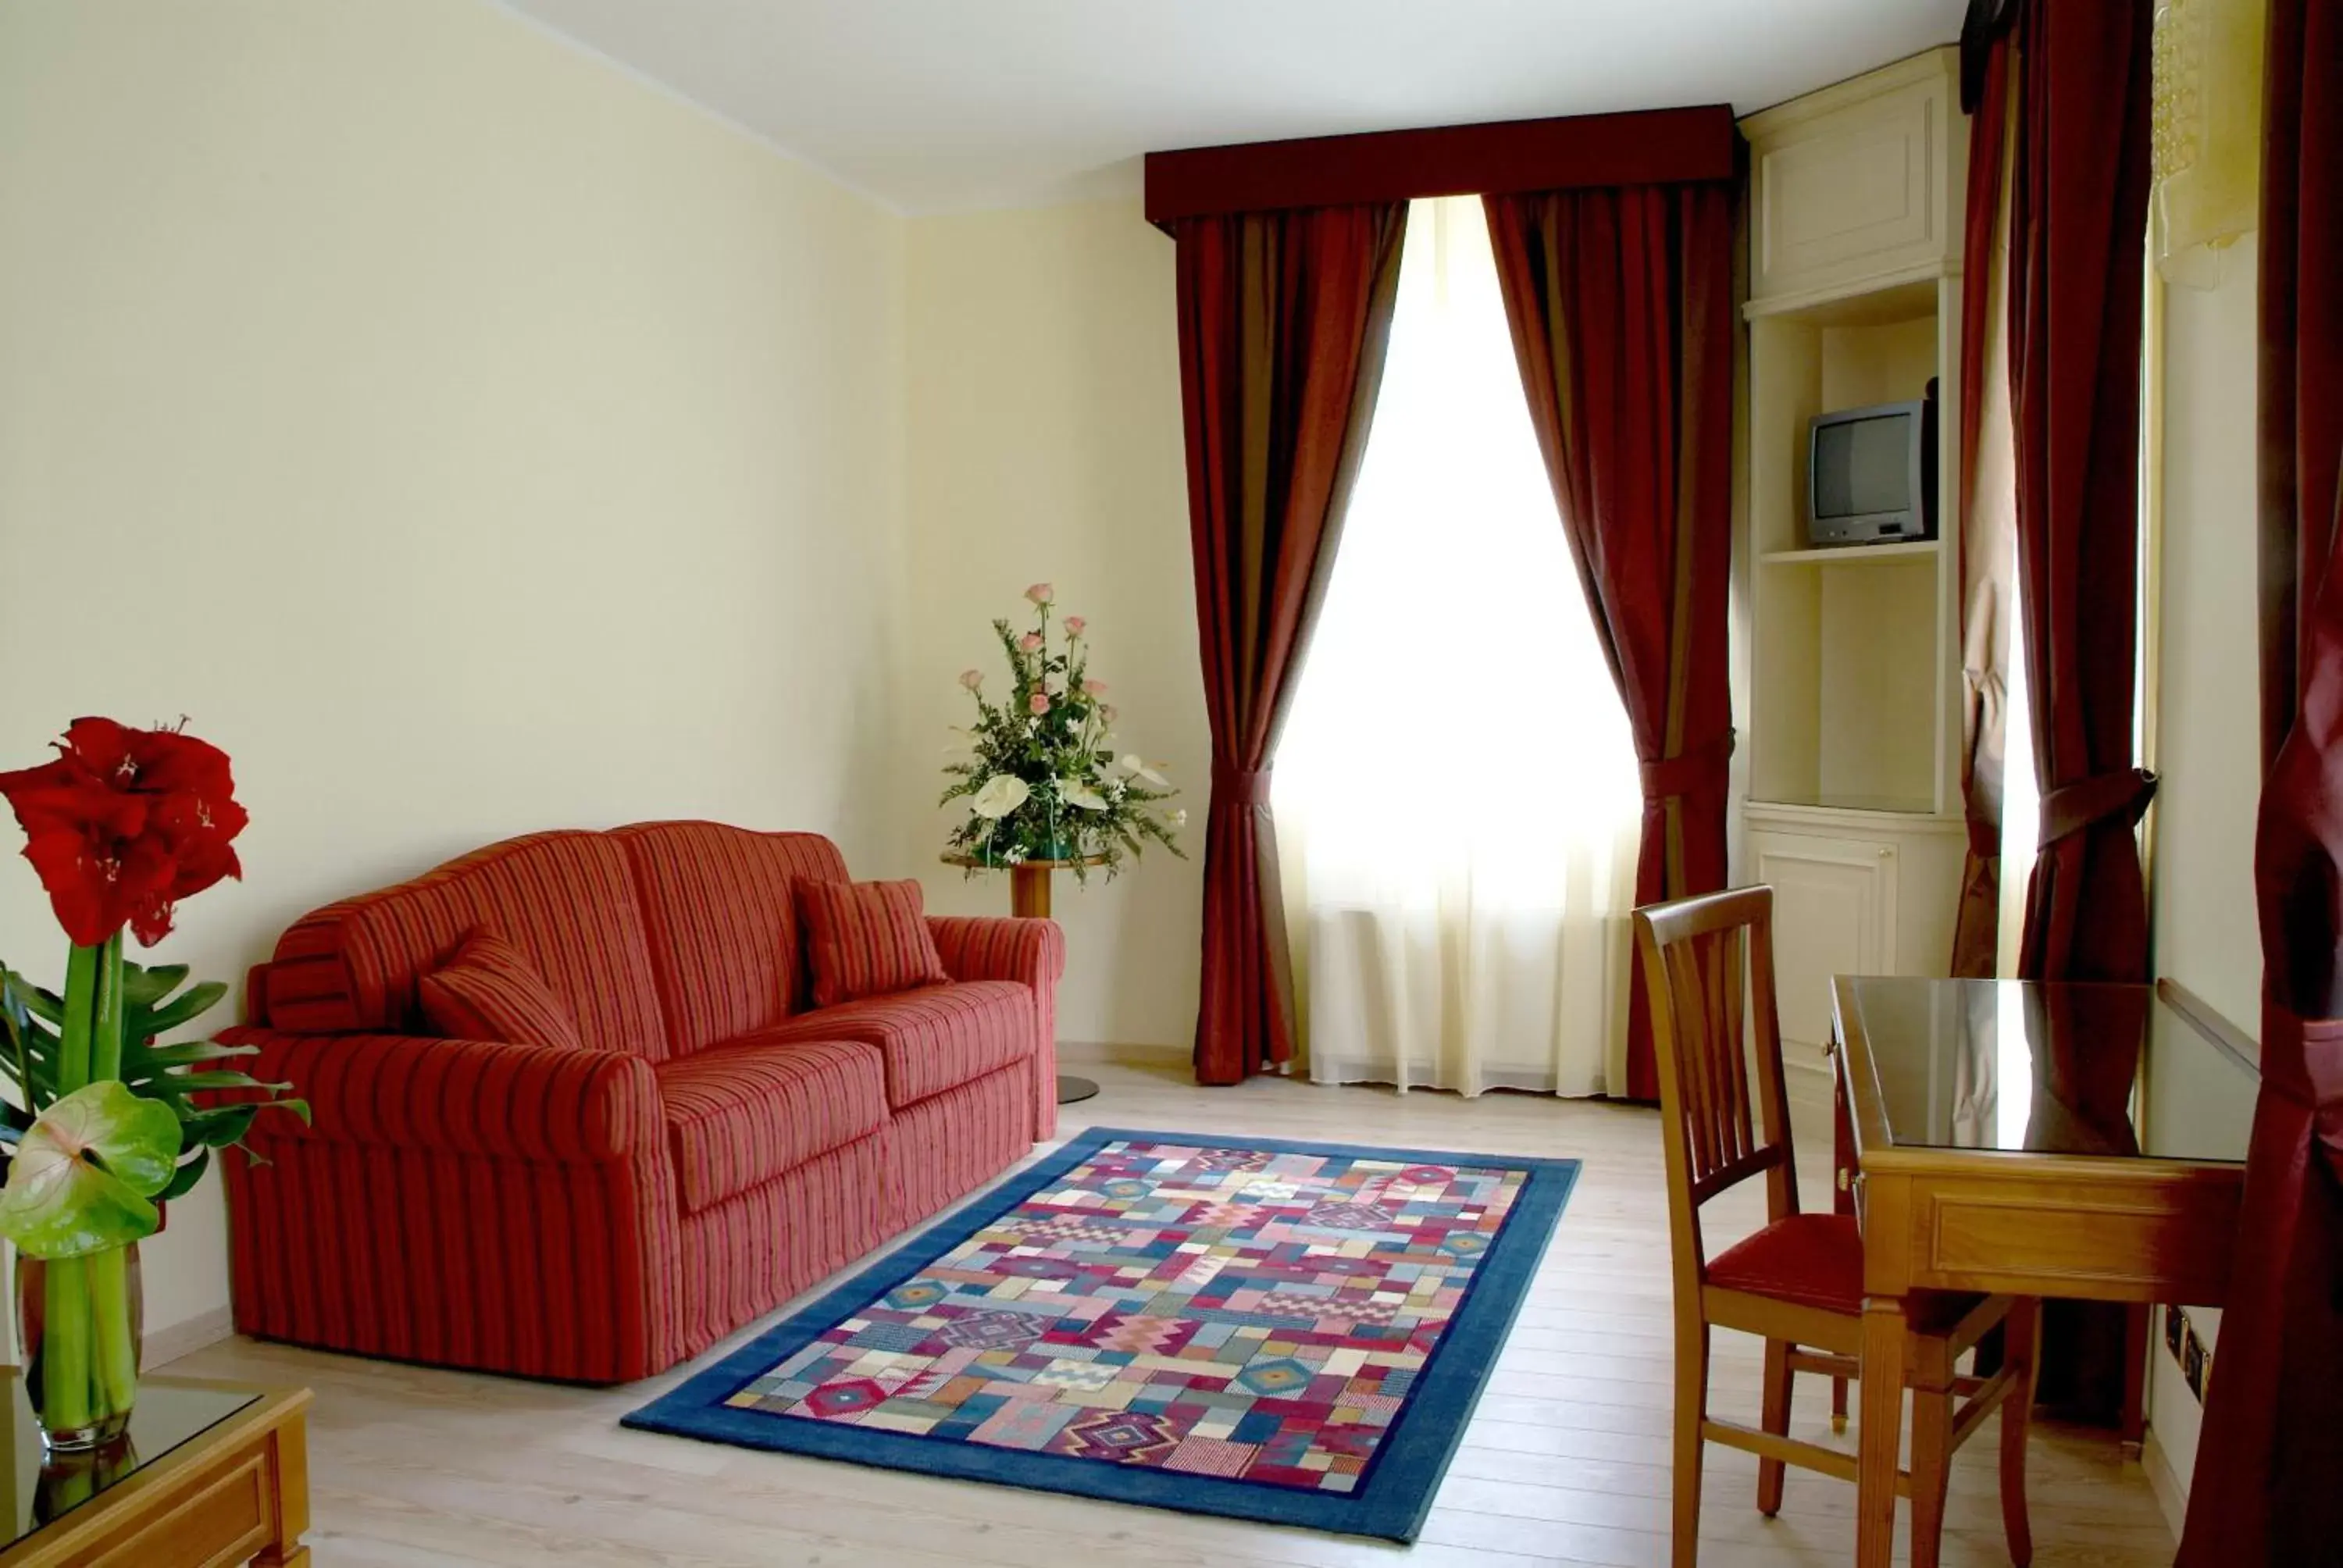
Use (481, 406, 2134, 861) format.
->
(1748, 61, 1955, 303)
(1749, 831, 1899, 1050)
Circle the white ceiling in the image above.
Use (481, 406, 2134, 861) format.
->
(495, 0, 1966, 215)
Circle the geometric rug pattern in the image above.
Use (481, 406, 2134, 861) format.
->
(625, 1127, 1578, 1540)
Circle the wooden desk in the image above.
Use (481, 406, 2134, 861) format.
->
(1829, 976, 2252, 1568)
(0, 1374, 310, 1567)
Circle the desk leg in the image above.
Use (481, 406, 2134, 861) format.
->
(1857, 1299, 1906, 1568)
(1831, 1050, 1855, 1431)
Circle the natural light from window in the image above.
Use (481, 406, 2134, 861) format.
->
(1273, 195, 1644, 1097)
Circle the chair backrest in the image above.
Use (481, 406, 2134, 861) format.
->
(1632, 886, 1799, 1284)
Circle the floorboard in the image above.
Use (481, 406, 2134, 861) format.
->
(166, 1061, 2179, 1566)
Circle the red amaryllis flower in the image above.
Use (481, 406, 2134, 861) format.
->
(0, 719, 248, 947)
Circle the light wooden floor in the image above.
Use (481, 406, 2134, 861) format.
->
(168, 1061, 2181, 1567)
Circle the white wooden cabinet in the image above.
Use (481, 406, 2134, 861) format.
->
(1743, 48, 1965, 309)
(1747, 808, 1967, 1053)
(1750, 828, 1895, 1051)
(1735, 49, 1975, 1057)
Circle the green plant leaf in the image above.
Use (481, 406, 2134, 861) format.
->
(123, 1039, 259, 1070)
(0, 1082, 180, 1260)
(127, 979, 228, 1039)
(176, 1103, 262, 1149)
(2, 971, 62, 1027)
(159, 1146, 211, 1203)
(121, 963, 191, 1008)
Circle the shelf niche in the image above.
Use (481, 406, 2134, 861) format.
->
(1747, 279, 1955, 820)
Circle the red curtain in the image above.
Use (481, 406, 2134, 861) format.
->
(1483, 184, 1736, 1101)
(1172, 204, 1408, 1085)
(1949, 38, 2012, 980)
(2006, 2, 2159, 985)
(2178, 0, 2343, 1559)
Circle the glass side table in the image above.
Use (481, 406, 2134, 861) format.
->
(0, 1370, 311, 1566)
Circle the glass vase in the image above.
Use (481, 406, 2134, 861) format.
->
(15, 1242, 143, 1451)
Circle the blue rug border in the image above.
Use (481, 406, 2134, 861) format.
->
(621, 1125, 1580, 1542)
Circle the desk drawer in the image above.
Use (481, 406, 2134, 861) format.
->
(1904, 1170, 2240, 1304)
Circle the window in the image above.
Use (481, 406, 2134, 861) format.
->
(1273, 196, 1643, 1097)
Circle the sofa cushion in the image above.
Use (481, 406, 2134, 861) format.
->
(611, 822, 851, 1056)
(255, 831, 671, 1059)
(654, 1039, 888, 1214)
(795, 878, 949, 1009)
(418, 930, 584, 1051)
(751, 981, 1032, 1109)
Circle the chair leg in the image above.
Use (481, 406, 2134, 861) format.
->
(1758, 1338, 1792, 1516)
(1907, 1340, 1955, 1568)
(1672, 1318, 1710, 1568)
(1831, 1373, 1849, 1432)
(2000, 1299, 2042, 1568)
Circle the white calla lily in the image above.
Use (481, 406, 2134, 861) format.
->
(968, 774, 1032, 819)
(1119, 754, 1171, 786)
(1061, 780, 1110, 811)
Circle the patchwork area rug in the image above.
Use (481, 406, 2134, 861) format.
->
(623, 1126, 1578, 1541)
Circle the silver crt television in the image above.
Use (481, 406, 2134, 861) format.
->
(1806, 386, 1938, 546)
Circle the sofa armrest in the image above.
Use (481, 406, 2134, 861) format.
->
(926, 916, 1066, 988)
(219, 1027, 661, 1164)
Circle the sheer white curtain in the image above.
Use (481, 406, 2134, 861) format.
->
(1273, 196, 1644, 1099)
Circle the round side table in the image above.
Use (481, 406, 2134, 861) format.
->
(943, 851, 1108, 1105)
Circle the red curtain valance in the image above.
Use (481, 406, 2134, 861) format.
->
(1144, 106, 1738, 226)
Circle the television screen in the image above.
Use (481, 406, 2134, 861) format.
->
(1813, 412, 1914, 519)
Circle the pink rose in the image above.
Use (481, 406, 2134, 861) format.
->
(1082, 679, 1108, 697)
(1028, 692, 1051, 715)
(958, 668, 983, 690)
(1062, 616, 1086, 637)
(1018, 633, 1043, 653)
(1025, 583, 1054, 605)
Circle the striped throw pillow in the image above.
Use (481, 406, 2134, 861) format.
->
(419, 929, 586, 1051)
(795, 878, 949, 1009)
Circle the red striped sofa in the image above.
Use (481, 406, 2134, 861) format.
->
(218, 821, 1061, 1384)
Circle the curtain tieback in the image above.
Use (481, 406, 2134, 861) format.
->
(1638, 729, 1735, 801)
(2038, 767, 2159, 846)
(1211, 763, 1273, 807)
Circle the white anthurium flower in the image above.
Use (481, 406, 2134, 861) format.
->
(1119, 754, 1172, 786)
(1061, 779, 1110, 811)
(969, 774, 1032, 819)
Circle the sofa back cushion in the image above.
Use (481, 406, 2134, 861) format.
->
(259, 830, 671, 1059)
(610, 821, 851, 1056)
(796, 878, 949, 1009)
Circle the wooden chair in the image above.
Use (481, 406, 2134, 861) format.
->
(1632, 886, 2040, 1568)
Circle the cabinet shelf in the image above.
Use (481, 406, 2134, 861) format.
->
(1760, 540, 1943, 567)
(1746, 794, 1961, 824)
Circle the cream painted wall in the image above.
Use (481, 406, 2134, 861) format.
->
(2144, 236, 2263, 1507)
(900, 201, 1207, 1054)
(0, 1, 908, 1346)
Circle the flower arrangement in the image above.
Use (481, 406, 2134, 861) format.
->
(0, 718, 307, 1449)
(940, 583, 1185, 882)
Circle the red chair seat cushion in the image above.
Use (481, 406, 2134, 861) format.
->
(654, 1039, 888, 1214)
(794, 878, 948, 1008)
(417, 931, 585, 1052)
(747, 982, 1033, 1109)
(1706, 1213, 1864, 1315)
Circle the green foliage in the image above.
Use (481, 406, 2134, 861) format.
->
(941, 597, 1186, 886)
(0, 958, 308, 1200)
(0, 1082, 182, 1260)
